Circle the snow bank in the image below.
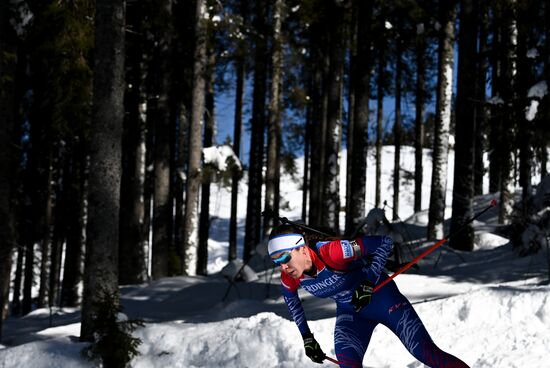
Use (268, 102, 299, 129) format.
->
(474, 232, 509, 250)
(131, 313, 314, 368)
(3, 284, 548, 368)
(0, 337, 92, 368)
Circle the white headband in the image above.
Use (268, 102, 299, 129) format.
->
(268, 234, 306, 256)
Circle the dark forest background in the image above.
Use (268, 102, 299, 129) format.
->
(0, 0, 548, 343)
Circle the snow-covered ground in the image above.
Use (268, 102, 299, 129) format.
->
(1, 146, 548, 367)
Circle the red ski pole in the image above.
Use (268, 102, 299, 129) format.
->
(324, 355, 341, 365)
(373, 199, 498, 293)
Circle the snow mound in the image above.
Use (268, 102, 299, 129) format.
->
(131, 313, 313, 368)
(0, 337, 92, 368)
(474, 232, 509, 250)
(1, 284, 549, 368)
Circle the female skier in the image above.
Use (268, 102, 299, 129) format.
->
(268, 224, 469, 368)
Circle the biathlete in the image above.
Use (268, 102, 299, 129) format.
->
(268, 224, 469, 368)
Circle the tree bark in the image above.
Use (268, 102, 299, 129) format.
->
(474, 0, 488, 196)
(172, 0, 194, 275)
(264, 0, 284, 237)
(229, 0, 247, 261)
(119, 0, 148, 284)
(375, 45, 385, 209)
(80, 0, 125, 341)
(450, 0, 477, 251)
(151, 0, 175, 278)
(197, 28, 216, 276)
(0, 1, 17, 337)
(347, 0, 372, 233)
(322, 0, 348, 232)
(345, 2, 357, 235)
(496, 1, 516, 224)
(49, 144, 68, 307)
(428, 0, 456, 240)
(244, 1, 268, 260)
(60, 141, 87, 307)
(414, 22, 427, 213)
(308, 42, 328, 227)
(182, 0, 207, 273)
(515, 0, 534, 210)
(392, 30, 403, 221)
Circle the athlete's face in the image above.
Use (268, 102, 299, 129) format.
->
(274, 246, 312, 279)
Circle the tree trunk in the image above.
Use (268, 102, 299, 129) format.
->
(11, 243, 23, 316)
(488, 8, 502, 195)
(49, 145, 68, 307)
(197, 29, 216, 276)
(302, 97, 311, 222)
(37, 156, 54, 309)
(375, 45, 385, 209)
(0, 1, 17, 337)
(264, 0, 284, 237)
(345, 3, 357, 236)
(450, 0, 477, 251)
(244, 1, 268, 260)
(182, 0, 207, 273)
(322, 0, 348, 232)
(80, 0, 125, 341)
(392, 31, 403, 221)
(428, 0, 456, 240)
(347, 0, 372, 233)
(229, 0, 247, 261)
(544, 0, 550, 178)
(515, 1, 534, 210)
(171, 0, 193, 273)
(151, 0, 175, 278)
(60, 140, 87, 307)
(496, 1, 516, 224)
(119, 0, 148, 285)
(308, 45, 328, 227)
(474, 0, 488, 196)
(414, 23, 427, 213)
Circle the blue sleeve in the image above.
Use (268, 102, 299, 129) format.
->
(360, 235, 394, 283)
(281, 287, 310, 335)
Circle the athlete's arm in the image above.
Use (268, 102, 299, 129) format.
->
(360, 235, 394, 283)
(318, 236, 394, 283)
(281, 275, 310, 335)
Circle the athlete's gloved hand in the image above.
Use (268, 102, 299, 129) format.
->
(302, 332, 326, 364)
(351, 280, 374, 312)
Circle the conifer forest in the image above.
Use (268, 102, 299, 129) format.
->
(0, 0, 549, 345)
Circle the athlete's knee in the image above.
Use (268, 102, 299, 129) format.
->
(335, 353, 363, 368)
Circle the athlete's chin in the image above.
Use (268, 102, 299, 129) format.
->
(286, 269, 302, 279)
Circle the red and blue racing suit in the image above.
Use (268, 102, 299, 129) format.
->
(280, 236, 469, 368)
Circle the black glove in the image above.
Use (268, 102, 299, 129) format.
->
(351, 280, 374, 312)
(302, 332, 326, 364)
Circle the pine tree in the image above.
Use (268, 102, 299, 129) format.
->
(450, 0, 477, 251)
(182, 0, 208, 273)
(347, 0, 373, 233)
(229, 0, 248, 261)
(321, 0, 348, 232)
(151, 0, 175, 278)
(428, 0, 456, 240)
(81, 0, 125, 341)
(244, 1, 269, 260)
(263, 0, 284, 237)
(119, 0, 148, 285)
(198, 10, 219, 275)
(0, 0, 18, 338)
